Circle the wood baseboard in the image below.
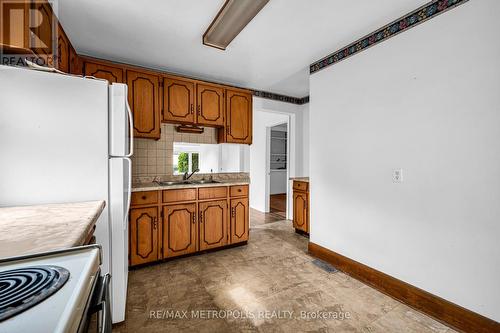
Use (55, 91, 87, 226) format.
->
(308, 242, 500, 333)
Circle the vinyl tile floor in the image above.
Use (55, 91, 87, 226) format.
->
(113, 216, 456, 333)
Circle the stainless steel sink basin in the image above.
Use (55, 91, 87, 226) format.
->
(189, 179, 220, 184)
(155, 181, 192, 186)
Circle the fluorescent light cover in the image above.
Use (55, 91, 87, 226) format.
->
(203, 0, 270, 50)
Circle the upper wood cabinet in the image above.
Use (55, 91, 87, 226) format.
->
(196, 83, 225, 127)
(230, 198, 249, 244)
(163, 77, 195, 124)
(223, 89, 252, 144)
(127, 70, 161, 139)
(69, 47, 81, 75)
(162, 203, 197, 258)
(56, 25, 70, 73)
(130, 206, 159, 266)
(84, 61, 124, 83)
(199, 200, 228, 251)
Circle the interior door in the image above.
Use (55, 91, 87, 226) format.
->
(230, 198, 249, 244)
(163, 77, 195, 124)
(199, 200, 228, 251)
(129, 207, 158, 266)
(196, 83, 224, 127)
(162, 203, 197, 258)
(225, 89, 252, 144)
(293, 192, 308, 232)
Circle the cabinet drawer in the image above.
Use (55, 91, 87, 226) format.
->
(293, 181, 308, 192)
(163, 188, 197, 203)
(131, 191, 158, 206)
(230, 185, 248, 197)
(199, 186, 227, 200)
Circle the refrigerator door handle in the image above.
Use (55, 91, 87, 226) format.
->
(124, 102, 134, 157)
(124, 157, 132, 227)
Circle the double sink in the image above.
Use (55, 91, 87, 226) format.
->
(154, 179, 221, 186)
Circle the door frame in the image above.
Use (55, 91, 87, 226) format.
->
(265, 118, 291, 219)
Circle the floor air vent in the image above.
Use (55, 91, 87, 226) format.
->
(312, 259, 338, 273)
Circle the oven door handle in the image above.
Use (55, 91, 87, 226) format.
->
(91, 273, 112, 333)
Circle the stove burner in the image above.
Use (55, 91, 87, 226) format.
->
(0, 265, 69, 321)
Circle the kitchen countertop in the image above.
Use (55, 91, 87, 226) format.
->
(132, 180, 250, 192)
(0, 200, 105, 258)
(290, 177, 309, 182)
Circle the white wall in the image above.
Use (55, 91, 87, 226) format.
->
(301, 103, 310, 176)
(310, 0, 500, 322)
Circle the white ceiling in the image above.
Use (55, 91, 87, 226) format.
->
(57, 0, 427, 97)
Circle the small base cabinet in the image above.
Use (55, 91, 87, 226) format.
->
(129, 206, 159, 266)
(230, 198, 249, 243)
(162, 203, 197, 258)
(129, 184, 249, 267)
(292, 181, 309, 235)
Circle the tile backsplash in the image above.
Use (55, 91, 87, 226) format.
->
(132, 124, 218, 176)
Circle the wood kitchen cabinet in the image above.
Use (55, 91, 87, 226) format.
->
(127, 70, 161, 139)
(56, 25, 70, 73)
(129, 184, 249, 267)
(163, 77, 195, 124)
(220, 88, 253, 144)
(293, 180, 309, 234)
(196, 83, 225, 127)
(199, 200, 228, 251)
(129, 206, 159, 266)
(230, 198, 249, 244)
(162, 203, 197, 258)
(84, 60, 124, 83)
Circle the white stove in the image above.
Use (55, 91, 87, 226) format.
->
(0, 246, 111, 333)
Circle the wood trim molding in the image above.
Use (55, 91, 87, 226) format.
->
(308, 242, 500, 333)
(252, 90, 309, 105)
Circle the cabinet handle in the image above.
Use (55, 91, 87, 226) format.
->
(199, 212, 203, 223)
(231, 207, 235, 217)
(141, 195, 147, 200)
(197, 105, 201, 116)
(226, 127, 230, 135)
(190, 104, 194, 114)
(153, 217, 157, 229)
(192, 213, 196, 224)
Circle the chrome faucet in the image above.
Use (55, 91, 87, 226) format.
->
(183, 169, 200, 181)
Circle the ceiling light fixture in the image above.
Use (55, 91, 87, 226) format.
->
(203, 0, 270, 50)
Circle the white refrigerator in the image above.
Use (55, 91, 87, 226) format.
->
(0, 65, 132, 323)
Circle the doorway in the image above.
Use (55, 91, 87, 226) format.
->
(268, 123, 288, 219)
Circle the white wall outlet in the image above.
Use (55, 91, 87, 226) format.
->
(393, 169, 403, 183)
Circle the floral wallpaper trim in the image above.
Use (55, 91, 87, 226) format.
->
(253, 90, 309, 105)
(310, 0, 469, 74)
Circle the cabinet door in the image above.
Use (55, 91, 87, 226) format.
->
(199, 200, 228, 251)
(130, 207, 159, 266)
(293, 192, 308, 233)
(196, 83, 224, 127)
(162, 203, 197, 258)
(225, 89, 252, 144)
(56, 25, 70, 73)
(163, 77, 195, 124)
(30, 2, 54, 67)
(127, 70, 161, 139)
(84, 61, 123, 83)
(69, 47, 82, 75)
(230, 198, 249, 244)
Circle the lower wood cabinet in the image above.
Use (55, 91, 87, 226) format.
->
(129, 185, 249, 267)
(199, 200, 228, 251)
(293, 181, 309, 234)
(230, 198, 249, 244)
(129, 206, 159, 266)
(162, 203, 197, 258)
